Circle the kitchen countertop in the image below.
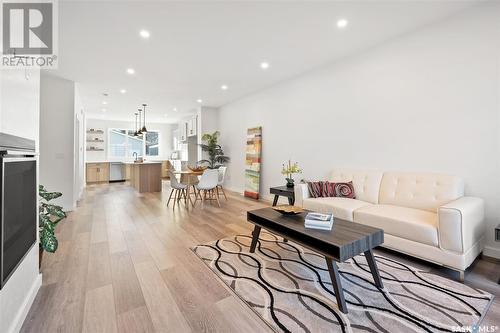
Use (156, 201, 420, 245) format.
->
(123, 161, 163, 165)
(86, 160, 164, 164)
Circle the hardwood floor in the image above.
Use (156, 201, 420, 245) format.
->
(21, 182, 500, 332)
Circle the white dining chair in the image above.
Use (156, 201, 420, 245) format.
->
(194, 169, 220, 207)
(167, 171, 189, 208)
(216, 166, 228, 200)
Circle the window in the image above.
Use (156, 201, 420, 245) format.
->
(145, 131, 159, 156)
(109, 129, 130, 158)
(108, 129, 160, 159)
(128, 130, 144, 158)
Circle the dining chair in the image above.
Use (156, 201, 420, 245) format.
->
(167, 171, 188, 208)
(216, 166, 228, 200)
(194, 169, 220, 207)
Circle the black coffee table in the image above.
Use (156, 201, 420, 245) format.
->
(247, 207, 384, 314)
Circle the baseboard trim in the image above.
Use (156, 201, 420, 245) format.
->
(483, 245, 500, 260)
(8, 273, 42, 333)
(225, 186, 244, 195)
(225, 187, 275, 204)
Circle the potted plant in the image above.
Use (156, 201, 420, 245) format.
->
(281, 160, 302, 188)
(39, 185, 66, 267)
(198, 131, 230, 169)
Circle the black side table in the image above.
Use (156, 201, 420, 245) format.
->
(270, 186, 295, 206)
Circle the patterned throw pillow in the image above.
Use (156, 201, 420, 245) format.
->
(308, 181, 356, 199)
(307, 181, 323, 198)
(333, 181, 356, 199)
(319, 181, 356, 199)
(322, 181, 336, 197)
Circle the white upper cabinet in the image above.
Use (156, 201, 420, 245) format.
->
(187, 115, 197, 137)
(179, 121, 187, 142)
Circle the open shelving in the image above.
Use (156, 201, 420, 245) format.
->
(86, 128, 105, 152)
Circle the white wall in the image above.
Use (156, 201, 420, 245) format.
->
(0, 70, 40, 141)
(218, 4, 500, 257)
(39, 73, 77, 211)
(85, 118, 174, 162)
(197, 107, 219, 161)
(74, 85, 86, 203)
(0, 68, 43, 333)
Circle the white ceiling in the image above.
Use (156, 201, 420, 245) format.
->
(49, 0, 478, 123)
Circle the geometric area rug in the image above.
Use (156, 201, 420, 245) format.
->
(193, 231, 494, 333)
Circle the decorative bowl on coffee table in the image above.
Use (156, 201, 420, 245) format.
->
(272, 205, 304, 215)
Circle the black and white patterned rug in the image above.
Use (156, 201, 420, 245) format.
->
(193, 231, 494, 333)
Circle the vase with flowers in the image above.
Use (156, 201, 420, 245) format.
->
(281, 160, 302, 188)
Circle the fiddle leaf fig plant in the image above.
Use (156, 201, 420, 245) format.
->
(198, 131, 230, 169)
(39, 185, 66, 253)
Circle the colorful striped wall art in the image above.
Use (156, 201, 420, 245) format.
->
(244, 126, 262, 199)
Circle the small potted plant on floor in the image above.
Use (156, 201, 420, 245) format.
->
(39, 185, 66, 267)
(281, 160, 302, 188)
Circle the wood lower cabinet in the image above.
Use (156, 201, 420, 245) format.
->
(129, 163, 162, 193)
(125, 164, 131, 180)
(86, 163, 109, 183)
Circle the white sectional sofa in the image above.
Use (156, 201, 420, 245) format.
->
(294, 169, 485, 280)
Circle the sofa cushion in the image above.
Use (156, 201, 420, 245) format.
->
(353, 204, 438, 246)
(330, 169, 383, 204)
(303, 197, 372, 222)
(379, 172, 464, 213)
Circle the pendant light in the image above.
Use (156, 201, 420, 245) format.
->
(133, 112, 139, 136)
(137, 108, 143, 135)
(141, 103, 148, 133)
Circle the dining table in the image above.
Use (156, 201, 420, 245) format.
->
(172, 170, 204, 209)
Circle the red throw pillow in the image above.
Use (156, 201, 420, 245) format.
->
(308, 181, 356, 199)
(334, 181, 356, 199)
(307, 181, 323, 198)
(322, 181, 336, 197)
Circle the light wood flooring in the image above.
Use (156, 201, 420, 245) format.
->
(21, 182, 500, 332)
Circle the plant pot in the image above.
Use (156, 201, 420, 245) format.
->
(285, 178, 294, 188)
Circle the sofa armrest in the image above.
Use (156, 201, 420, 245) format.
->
(294, 183, 310, 207)
(438, 197, 485, 253)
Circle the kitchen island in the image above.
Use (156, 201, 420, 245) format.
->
(126, 161, 163, 193)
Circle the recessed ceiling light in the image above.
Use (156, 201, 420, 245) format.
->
(260, 62, 270, 69)
(126, 68, 135, 75)
(337, 19, 348, 29)
(139, 30, 150, 39)
(173, 107, 178, 112)
(101, 108, 107, 112)
(221, 85, 228, 90)
(102, 101, 107, 105)
(120, 89, 126, 94)
(197, 99, 203, 103)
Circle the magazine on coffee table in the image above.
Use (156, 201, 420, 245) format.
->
(305, 212, 334, 230)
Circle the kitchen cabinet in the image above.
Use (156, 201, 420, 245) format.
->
(125, 164, 131, 180)
(179, 122, 188, 142)
(86, 162, 109, 183)
(187, 115, 197, 137)
(127, 162, 162, 193)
